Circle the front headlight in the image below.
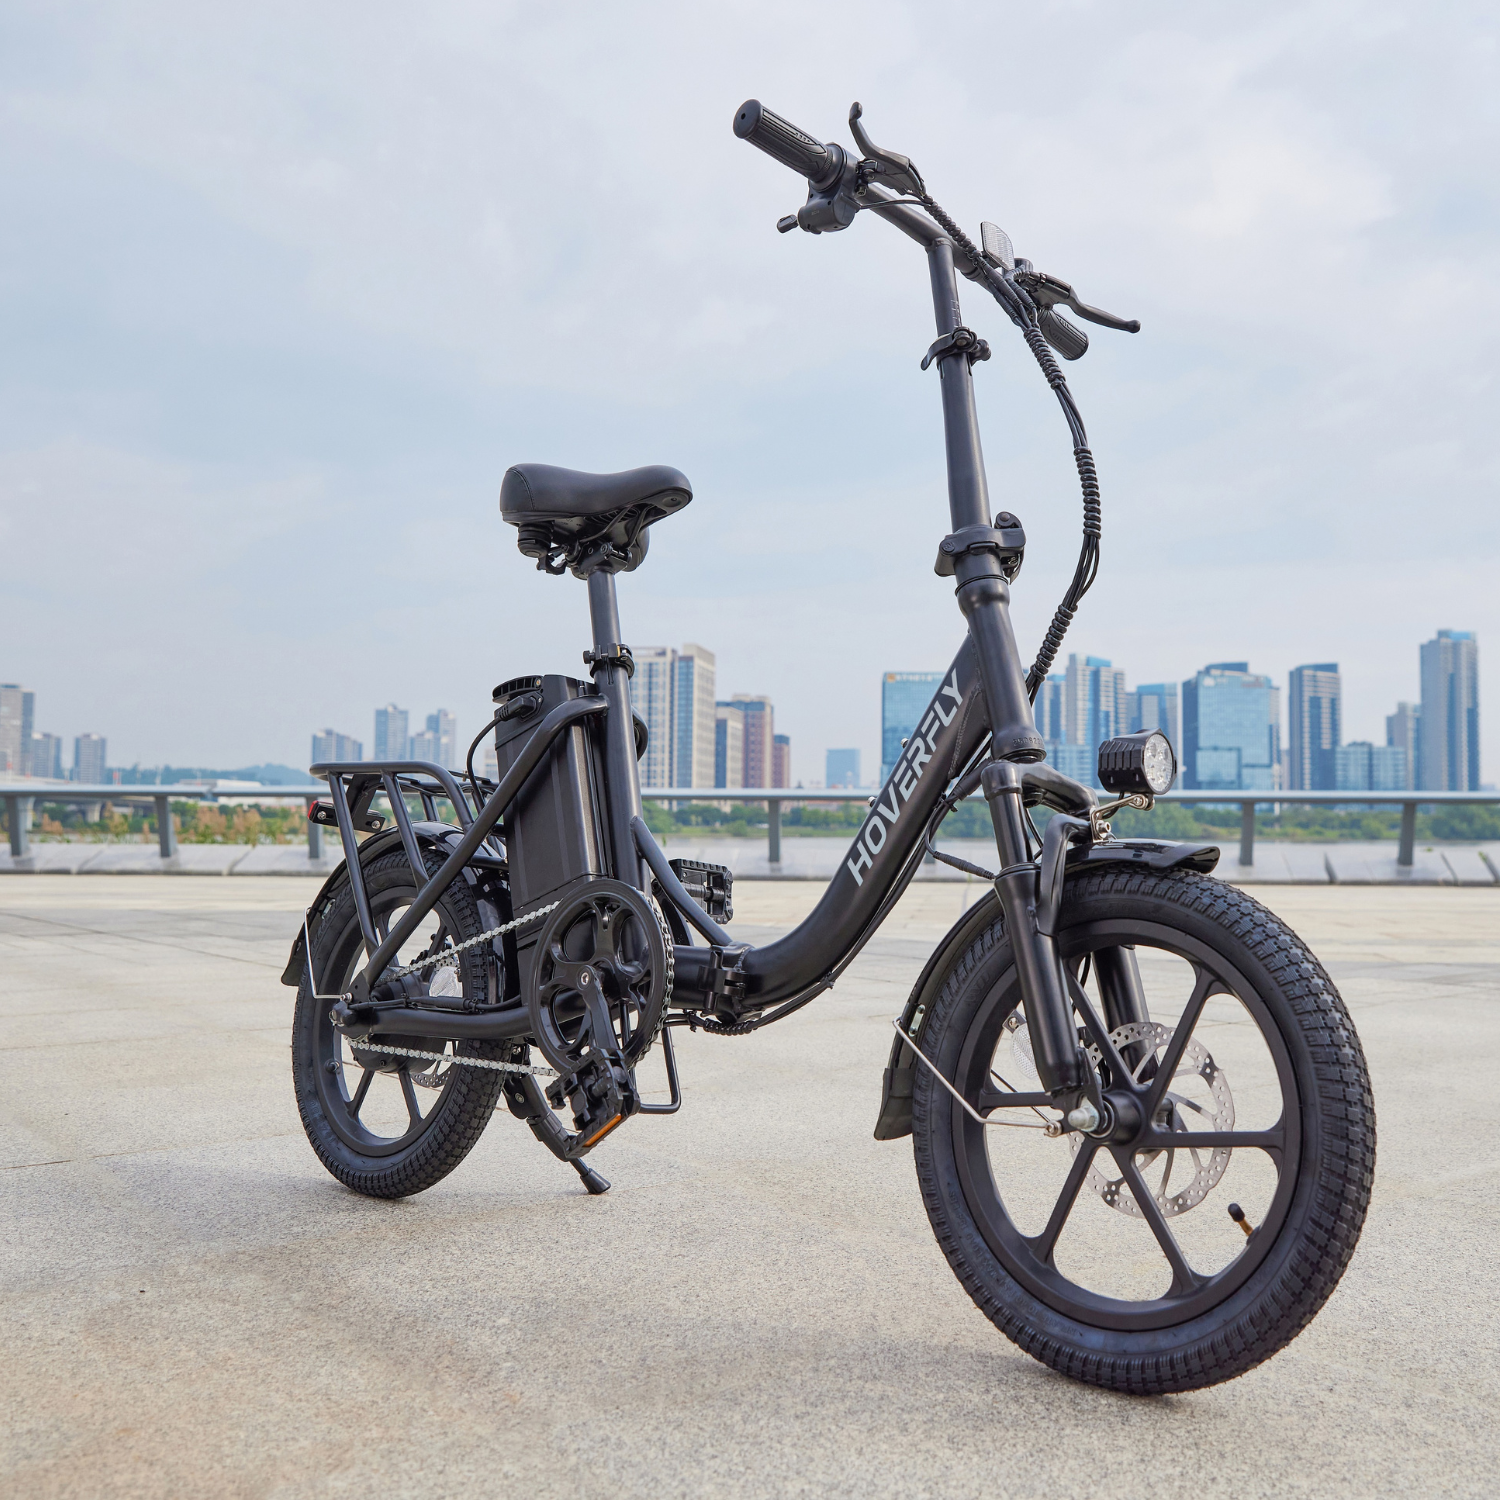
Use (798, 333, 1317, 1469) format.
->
(1097, 730, 1177, 796)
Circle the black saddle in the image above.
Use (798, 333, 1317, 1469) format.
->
(500, 463, 692, 576)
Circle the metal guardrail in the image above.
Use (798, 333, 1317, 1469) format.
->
(636, 787, 1500, 869)
(7, 781, 1498, 872)
(1, 782, 327, 861)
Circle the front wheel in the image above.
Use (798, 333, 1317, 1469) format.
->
(912, 866, 1374, 1394)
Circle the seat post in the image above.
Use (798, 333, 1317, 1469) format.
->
(586, 567, 646, 889)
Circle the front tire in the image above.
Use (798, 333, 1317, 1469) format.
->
(912, 866, 1375, 1394)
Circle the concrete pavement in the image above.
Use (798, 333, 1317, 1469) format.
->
(2, 875, 1497, 1498)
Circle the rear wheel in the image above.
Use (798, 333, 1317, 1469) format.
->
(292, 848, 510, 1199)
(912, 866, 1375, 1394)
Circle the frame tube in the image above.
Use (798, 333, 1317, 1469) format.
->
(353, 695, 606, 996)
(586, 568, 647, 890)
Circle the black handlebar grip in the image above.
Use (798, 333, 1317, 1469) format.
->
(733, 100, 836, 183)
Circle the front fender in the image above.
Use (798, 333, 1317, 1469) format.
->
(871, 836, 1220, 1141)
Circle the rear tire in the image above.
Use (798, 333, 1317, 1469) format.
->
(292, 848, 508, 1199)
(912, 866, 1375, 1394)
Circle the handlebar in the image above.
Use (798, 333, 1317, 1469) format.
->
(733, 101, 839, 185)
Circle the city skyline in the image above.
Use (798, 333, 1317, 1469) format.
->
(5, 625, 1484, 793)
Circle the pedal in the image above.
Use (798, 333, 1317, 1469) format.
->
(546, 1053, 639, 1156)
(667, 858, 734, 922)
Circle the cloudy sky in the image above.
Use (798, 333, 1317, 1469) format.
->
(2, 1, 1495, 783)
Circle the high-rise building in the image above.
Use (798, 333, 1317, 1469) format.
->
(1036, 674, 1065, 744)
(881, 672, 943, 785)
(1419, 630, 1480, 791)
(672, 644, 716, 788)
(1337, 742, 1407, 793)
(29, 731, 63, 781)
(715, 702, 746, 787)
(772, 734, 791, 788)
(1064, 655, 1127, 757)
(424, 710, 458, 771)
(374, 705, 409, 761)
(311, 729, 363, 764)
(1181, 663, 1280, 791)
(1288, 664, 1341, 790)
(0, 684, 35, 776)
(633, 648, 675, 788)
(1385, 702, 1420, 791)
(1128, 683, 1180, 746)
(74, 733, 107, 785)
(826, 748, 861, 787)
(733, 695, 774, 788)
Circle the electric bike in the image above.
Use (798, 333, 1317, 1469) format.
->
(286, 100, 1375, 1394)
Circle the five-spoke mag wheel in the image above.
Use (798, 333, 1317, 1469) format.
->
(913, 865, 1374, 1393)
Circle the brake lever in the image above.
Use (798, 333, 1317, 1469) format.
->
(848, 101, 925, 197)
(1018, 266, 1140, 334)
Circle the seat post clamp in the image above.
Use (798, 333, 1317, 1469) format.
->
(921, 325, 991, 371)
(583, 644, 636, 679)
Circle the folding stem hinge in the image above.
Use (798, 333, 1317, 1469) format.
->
(583, 643, 635, 678)
(921, 325, 991, 371)
(935, 514, 1026, 579)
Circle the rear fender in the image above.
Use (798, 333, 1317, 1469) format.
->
(279, 822, 494, 986)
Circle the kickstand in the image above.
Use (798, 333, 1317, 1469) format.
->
(571, 1159, 611, 1195)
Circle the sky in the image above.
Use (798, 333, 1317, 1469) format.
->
(2, 1, 1496, 784)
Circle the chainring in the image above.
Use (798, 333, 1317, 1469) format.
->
(526, 877, 671, 1077)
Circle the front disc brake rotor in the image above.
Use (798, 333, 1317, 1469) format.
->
(1074, 1019, 1235, 1218)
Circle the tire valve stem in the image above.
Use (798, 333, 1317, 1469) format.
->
(1228, 1202, 1254, 1238)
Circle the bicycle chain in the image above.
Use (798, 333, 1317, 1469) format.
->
(384, 900, 559, 982)
(342, 896, 676, 1082)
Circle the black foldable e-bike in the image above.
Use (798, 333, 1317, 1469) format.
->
(287, 100, 1375, 1394)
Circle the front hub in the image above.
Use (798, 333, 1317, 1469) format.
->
(1102, 1088, 1145, 1146)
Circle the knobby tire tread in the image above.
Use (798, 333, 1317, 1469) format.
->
(292, 850, 507, 1199)
(912, 866, 1375, 1395)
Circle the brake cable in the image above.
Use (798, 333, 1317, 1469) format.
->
(867, 189, 1103, 703)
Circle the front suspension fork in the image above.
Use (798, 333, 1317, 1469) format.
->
(982, 762, 1087, 1095)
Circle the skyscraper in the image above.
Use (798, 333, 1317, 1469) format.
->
(1064, 655, 1127, 757)
(29, 731, 63, 781)
(715, 702, 745, 787)
(74, 733, 107, 784)
(1336, 742, 1407, 792)
(1288, 664, 1341, 790)
(772, 734, 791, 788)
(631, 648, 675, 788)
(0, 684, 35, 776)
(1385, 701, 1420, 791)
(311, 730, 363, 764)
(1128, 683, 1179, 746)
(733, 694, 774, 788)
(374, 705, 409, 761)
(424, 710, 458, 771)
(1419, 630, 1480, 791)
(1036, 674, 1065, 744)
(881, 672, 943, 784)
(672, 644, 716, 788)
(826, 748, 861, 787)
(1181, 663, 1279, 791)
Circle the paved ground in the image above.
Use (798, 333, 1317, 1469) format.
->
(2, 875, 1497, 1499)
(6, 834, 1500, 884)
